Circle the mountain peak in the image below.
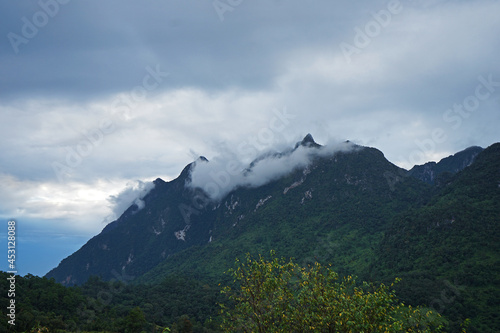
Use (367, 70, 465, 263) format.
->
(295, 133, 321, 149)
(198, 156, 208, 162)
(409, 145, 483, 184)
(302, 133, 315, 144)
(153, 178, 166, 185)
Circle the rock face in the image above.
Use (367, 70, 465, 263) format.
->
(45, 136, 491, 287)
(44, 139, 500, 332)
(409, 146, 483, 184)
(46, 161, 219, 285)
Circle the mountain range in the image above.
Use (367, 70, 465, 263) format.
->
(45, 135, 500, 332)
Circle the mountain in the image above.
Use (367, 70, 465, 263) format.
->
(45, 136, 500, 331)
(46, 135, 427, 284)
(409, 146, 483, 184)
(375, 143, 500, 332)
(136, 140, 433, 284)
(45, 158, 219, 284)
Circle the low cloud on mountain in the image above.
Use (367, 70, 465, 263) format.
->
(187, 136, 356, 200)
(106, 180, 155, 221)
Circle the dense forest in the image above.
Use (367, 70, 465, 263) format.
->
(0, 256, 454, 333)
(3, 141, 499, 332)
(0, 271, 222, 332)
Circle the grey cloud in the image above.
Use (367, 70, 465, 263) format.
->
(0, 0, 374, 100)
(0, 0, 498, 243)
(106, 180, 155, 221)
(187, 138, 356, 200)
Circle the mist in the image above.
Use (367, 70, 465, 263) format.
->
(187, 136, 357, 201)
(106, 180, 155, 220)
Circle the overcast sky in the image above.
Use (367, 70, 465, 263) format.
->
(1, 0, 499, 276)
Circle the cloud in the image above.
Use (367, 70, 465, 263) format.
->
(0, 0, 499, 275)
(106, 180, 155, 221)
(0, 172, 156, 237)
(1, 0, 498, 183)
(0, 174, 118, 234)
(0, 0, 364, 101)
(187, 137, 356, 200)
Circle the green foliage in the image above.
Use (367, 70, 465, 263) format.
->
(29, 323, 50, 332)
(0, 272, 86, 332)
(170, 314, 194, 333)
(28, 142, 498, 332)
(0, 271, 221, 332)
(125, 307, 147, 333)
(375, 143, 500, 332)
(220, 252, 445, 332)
(132, 145, 500, 331)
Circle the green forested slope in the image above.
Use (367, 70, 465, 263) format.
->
(32, 139, 499, 332)
(376, 143, 500, 332)
(136, 146, 431, 285)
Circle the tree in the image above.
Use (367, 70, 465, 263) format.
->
(220, 251, 445, 332)
(124, 306, 147, 333)
(171, 314, 194, 333)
